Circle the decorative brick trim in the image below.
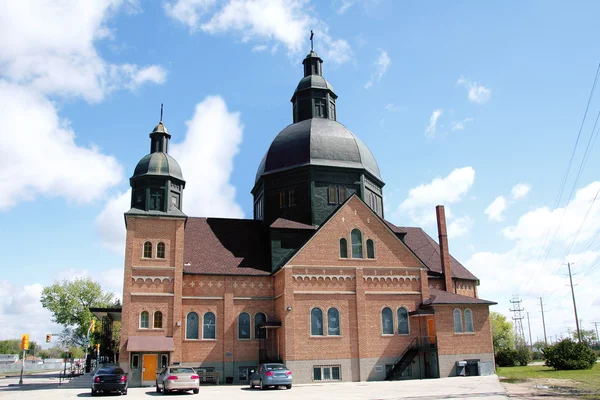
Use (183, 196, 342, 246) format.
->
(131, 292, 174, 297)
(132, 276, 174, 283)
(293, 274, 355, 282)
(294, 291, 356, 295)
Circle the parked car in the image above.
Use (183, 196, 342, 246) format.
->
(156, 366, 200, 394)
(249, 363, 292, 390)
(91, 366, 128, 396)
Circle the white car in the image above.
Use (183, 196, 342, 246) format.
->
(156, 366, 200, 394)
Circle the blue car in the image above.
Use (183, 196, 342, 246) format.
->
(249, 363, 292, 390)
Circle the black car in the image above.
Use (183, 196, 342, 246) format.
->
(91, 366, 128, 396)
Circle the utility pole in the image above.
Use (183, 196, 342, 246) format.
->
(592, 322, 599, 345)
(567, 262, 582, 343)
(527, 312, 533, 348)
(510, 295, 525, 341)
(540, 297, 548, 346)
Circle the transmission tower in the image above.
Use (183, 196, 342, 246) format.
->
(510, 295, 525, 341)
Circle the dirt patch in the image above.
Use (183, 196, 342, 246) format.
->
(501, 377, 600, 399)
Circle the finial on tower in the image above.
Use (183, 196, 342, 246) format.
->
(310, 30, 314, 51)
(160, 103, 164, 123)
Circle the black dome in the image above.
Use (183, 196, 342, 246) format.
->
(256, 118, 382, 184)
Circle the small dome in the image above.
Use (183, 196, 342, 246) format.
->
(255, 118, 381, 184)
(294, 75, 335, 94)
(132, 152, 184, 182)
(152, 121, 169, 135)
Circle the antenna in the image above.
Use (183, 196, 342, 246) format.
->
(310, 30, 314, 51)
(160, 103, 164, 123)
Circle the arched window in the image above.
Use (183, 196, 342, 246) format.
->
(186, 312, 199, 339)
(397, 307, 409, 334)
(339, 238, 348, 258)
(143, 241, 152, 258)
(464, 309, 474, 333)
(311, 308, 323, 336)
(327, 308, 340, 336)
(140, 311, 149, 329)
(203, 312, 216, 339)
(351, 229, 363, 258)
(382, 307, 393, 334)
(255, 312, 266, 339)
(367, 239, 375, 259)
(453, 309, 463, 333)
(154, 311, 163, 329)
(157, 242, 166, 259)
(238, 312, 250, 339)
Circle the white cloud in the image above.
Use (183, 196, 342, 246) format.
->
(384, 103, 403, 112)
(96, 96, 245, 254)
(164, 0, 216, 30)
(0, 280, 62, 345)
(395, 167, 475, 226)
(448, 215, 473, 238)
(0, 82, 124, 211)
(451, 117, 473, 131)
(511, 183, 531, 200)
(425, 108, 443, 138)
(0, 1, 167, 103)
(337, 0, 357, 14)
(364, 49, 391, 89)
(457, 76, 491, 104)
(165, 0, 352, 64)
(485, 196, 508, 222)
(252, 44, 269, 52)
(503, 182, 600, 246)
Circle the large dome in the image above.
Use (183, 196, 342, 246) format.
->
(255, 118, 381, 184)
(132, 152, 184, 182)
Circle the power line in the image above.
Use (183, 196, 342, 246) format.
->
(527, 63, 600, 291)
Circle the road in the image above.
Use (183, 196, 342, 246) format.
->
(0, 373, 509, 399)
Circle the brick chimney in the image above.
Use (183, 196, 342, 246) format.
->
(436, 205, 454, 293)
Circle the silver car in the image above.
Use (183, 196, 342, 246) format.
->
(156, 366, 200, 394)
(249, 363, 292, 390)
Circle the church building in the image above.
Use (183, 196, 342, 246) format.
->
(118, 49, 496, 387)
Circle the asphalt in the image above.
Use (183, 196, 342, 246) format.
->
(0, 374, 509, 399)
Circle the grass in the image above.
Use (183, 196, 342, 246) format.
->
(497, 363, 600, 393)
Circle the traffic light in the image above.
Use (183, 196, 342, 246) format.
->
(90, 319, 95, 332)
(20, 334, 29, 350)
(95, 343, 100, 352)
(46, 334, 51, 343)
(67, 351, 72, 359)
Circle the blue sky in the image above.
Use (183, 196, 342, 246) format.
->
(1, 0, 600, 347)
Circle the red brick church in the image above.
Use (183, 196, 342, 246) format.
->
(118, 49, 496, 387)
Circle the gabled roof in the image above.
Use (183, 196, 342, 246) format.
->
(424, 289, 497, 305)
(385, 221, 478, 281)
(183, 217, 270, 276)
(270, 218, 317, 230)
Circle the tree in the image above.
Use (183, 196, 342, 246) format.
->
(40, 278, 115, 346)
(490, 312, 515, 352)
(0, 339, 21, 355)
(571, 329, 598, 344)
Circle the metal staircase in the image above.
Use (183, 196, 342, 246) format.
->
(385, 336, 436, 381)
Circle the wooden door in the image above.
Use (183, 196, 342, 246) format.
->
(142, 354, 158, 382)
(427, 319, 435, 344)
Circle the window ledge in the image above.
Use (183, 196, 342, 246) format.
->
(309, 335, 343, 339)
(454, 332, 476, 335)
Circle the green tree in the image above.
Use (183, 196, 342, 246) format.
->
(543, 339, 597, 370)
(0, 339, 21, 354)
(571, 329, 598, 344)
(40, 278, 115, 346)
(490, 312, 515, 351)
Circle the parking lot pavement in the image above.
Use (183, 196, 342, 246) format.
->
(0, 375, 509, 400)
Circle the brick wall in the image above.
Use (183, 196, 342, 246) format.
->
(434, 305, 493, 355)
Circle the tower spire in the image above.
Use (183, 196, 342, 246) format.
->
(310, 30, 314, 51)
(160, 103, 163, 123)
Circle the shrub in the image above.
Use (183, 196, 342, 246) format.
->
(515, 345, 532, 366)
(495, 348, 518, 367)
(543, 339, 597, 370)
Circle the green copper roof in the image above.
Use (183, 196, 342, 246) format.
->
(132, 152, 184, 181)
